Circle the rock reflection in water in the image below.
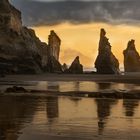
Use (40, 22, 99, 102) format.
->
(0, 95, 140, 140)
(46, 97, 59, 120)
(97, 83, 111, 90)
(123, 99, 139, 117)
(0, 96, 38, 140)
(95, 98, 118, 135)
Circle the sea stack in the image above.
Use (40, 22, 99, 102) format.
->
(0, 0, 62, 74)
(95, 29, 120, 74)
(67, 56, 83, 74)
(123, 40, 140, 72)
(48, 30, 61, 61)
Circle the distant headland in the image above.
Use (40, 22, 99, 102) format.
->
(0, 0, 140, 75)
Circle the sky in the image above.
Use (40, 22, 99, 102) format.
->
(11, 0, 140, 26)
(10, 0, 140, 68)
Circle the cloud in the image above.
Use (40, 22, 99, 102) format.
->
(60, 48, 94, 67)
(10, 0, 140, 26)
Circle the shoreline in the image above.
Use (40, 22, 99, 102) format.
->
(1, 90, 140, 100)
(0, 73, 140, 83)
(1, 73, 140, 100)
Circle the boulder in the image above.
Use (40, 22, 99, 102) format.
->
(95, 29, 120, 74)
(67, 56, 83, 74)
(123, 39, 140, 72)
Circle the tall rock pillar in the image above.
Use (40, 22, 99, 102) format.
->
(123, 39, 140, 72)
(48, 30, 61, 61)
(95, 29, 120, 74)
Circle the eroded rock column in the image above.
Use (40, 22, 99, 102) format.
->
(95, 29, 120, 74)
(123, 39, 140, 72)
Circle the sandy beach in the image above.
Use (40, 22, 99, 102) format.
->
(1, 74, 140, 140)
(1, 73, 140, 83)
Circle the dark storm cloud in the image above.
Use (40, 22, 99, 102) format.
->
(10, 0, 140, 26)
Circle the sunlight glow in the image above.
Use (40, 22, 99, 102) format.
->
(32, 22, 140, 68)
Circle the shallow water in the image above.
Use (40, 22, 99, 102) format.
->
(1, 81, 140, 93)
(0, 95, 140, 140)
(1, 81, 140, 140)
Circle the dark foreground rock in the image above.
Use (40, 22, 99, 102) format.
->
(0, 0, 61, 74)
(123, 39, 140, 72)
(66, 56, 83, 74)
(4, 86, 140, 99)
(95, 29, 120, 74)
(6, 86, 27, 93)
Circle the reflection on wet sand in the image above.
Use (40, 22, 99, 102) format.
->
(0, 96, 38, 140)
(0, 95, 140, 140)
(97, 83, 111, 90)
(1, 81, 140, 93)
(46, 97, 59, 120)
(95, 98, 118, 135)
(123, 99, 139, 117)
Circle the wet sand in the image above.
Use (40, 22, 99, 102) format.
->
(0, 96, 140, 140)
(1, 73, 140, 99)
(1, 73, 140, 140)
(1, 73, 140, 83)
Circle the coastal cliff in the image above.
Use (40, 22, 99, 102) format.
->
(0, 0, 62, 74)
(95, 29, 120, 74)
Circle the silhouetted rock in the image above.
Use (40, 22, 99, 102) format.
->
(6, 86, 27, 93)
(0, 0, 62, 74)
(95, 29, 120, 74)
(45, 56, 62, 73)
(67, 56, 83, 74)
(123, 40, 140, 72)
(62, 63, 68, 72)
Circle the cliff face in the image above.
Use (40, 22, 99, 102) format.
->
(0, 0, 22, 33)
(123, 40, 140, 72)
(0, 0, 62, 74)
(95, 29, 120, 74)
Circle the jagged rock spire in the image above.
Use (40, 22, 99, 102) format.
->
(95, 29, 120, 74)
(66, 56, 83, 74)
(123, 39, 140, 72)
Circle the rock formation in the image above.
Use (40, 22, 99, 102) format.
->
(44, 56, 62, 73)
(66, 56, 83, 74)
(95, 29, 120, 74)
(48, 30, 61, 61)
(62, 63, 68, 72)
(0, 0, 22, 33)
(0, 0, 62, 74)
(123, 40, 140, 72)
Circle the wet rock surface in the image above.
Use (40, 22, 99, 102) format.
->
(123, 40, 140, 72)
(95, 29, 120, 74)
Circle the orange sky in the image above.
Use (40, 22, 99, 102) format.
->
(32, 22, 140, 68)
